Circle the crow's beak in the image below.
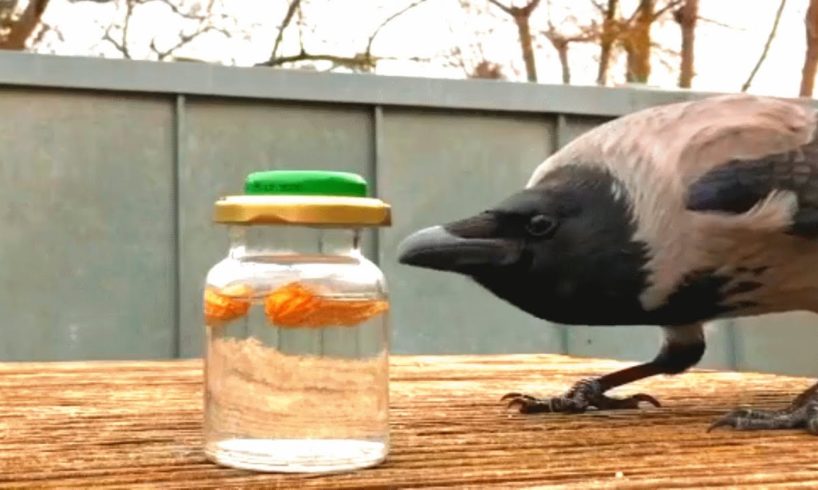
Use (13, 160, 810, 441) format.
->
(397, 218, 520, 273)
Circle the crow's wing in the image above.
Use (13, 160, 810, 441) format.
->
(685, 140, 818, 238)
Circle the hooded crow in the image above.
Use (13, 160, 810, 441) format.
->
(397, 93, 818, 434)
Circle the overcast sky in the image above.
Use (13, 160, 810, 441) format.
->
(36, 0, 810, 98)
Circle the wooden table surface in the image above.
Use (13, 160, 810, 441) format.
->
(1, 354, 818, 489)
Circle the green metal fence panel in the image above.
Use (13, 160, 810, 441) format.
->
(733, 313, 818, 376)
(0, 87, 176, 360)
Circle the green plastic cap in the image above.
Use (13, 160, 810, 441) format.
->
(244, 170, 368, 198)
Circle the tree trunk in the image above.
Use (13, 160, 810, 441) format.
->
(677, 0, 697, 88)
(800, 0, 818, 96)
(547, 37, 571, 84)
(513, 11, 538, 82)
(596, 0, 619, 85)
(625, 0, 653, 83)
(487, 0, 540, 82)
(0, 0, 50, 50)
(556, 43, 570, 84)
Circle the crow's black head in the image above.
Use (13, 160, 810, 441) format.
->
(397, 165, 655, 325)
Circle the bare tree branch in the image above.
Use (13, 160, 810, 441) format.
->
(800, 0, 818, 96)
(31, 20, 61, 47)
(269, 0, 301, 63)
(258, 0, 432, 73)
(146, 0, 231, 61)
(697, 15, 739, 30)
(742, 0, 786, 92)
(264, 51, 395, 72)
(651, 42, 680, 57)
(522, 0, 541, 15)
(589, 0, 607, 14)
(156, 0, 207, 20)
(541, 19, 598, 84)
(651, 0, 684, 21)
(102, 0, 137, 58)
(262, 0, 361, 70)
(487, 0, 542, 81)
(364, 0, 430, 55)
(494, 0, 542, 15)
(446, 45, 469, 76)
(94, 0, 235, 62)
(296, 0, 306, 50)
(151, 23, 227, 60)
(487, 0, 512, 15)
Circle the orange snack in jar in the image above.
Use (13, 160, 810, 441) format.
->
(265, 282, 388, 328)
(204, 283, 253, 326)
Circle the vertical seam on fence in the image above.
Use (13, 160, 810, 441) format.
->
(555, 113, 568, 149)
(372, 105, 384, 265)
(172, 94, 185, 358)
(370, 105, 386, 358)
(554, 113, 570, 355)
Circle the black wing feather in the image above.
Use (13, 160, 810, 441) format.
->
(686, 139, 818, 238)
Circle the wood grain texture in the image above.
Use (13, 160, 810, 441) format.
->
(1, 354, 817, 489)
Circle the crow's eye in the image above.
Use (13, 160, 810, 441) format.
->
(525, 214, 557, 238)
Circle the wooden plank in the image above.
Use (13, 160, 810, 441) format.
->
(0, 354, 817, 488)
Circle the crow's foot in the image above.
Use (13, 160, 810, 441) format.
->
(708, 387, 818, 434)
(501, 377, 661, 414)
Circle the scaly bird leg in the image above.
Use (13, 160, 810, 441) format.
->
(709, 381, 818, 434)
(504, 324, 705, 414)
(502, 365, 662, 413)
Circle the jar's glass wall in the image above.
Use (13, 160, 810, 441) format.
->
(203, 223, 389, 473)
(228, 225, 363, 258)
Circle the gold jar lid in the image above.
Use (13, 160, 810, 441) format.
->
(213, 170, 391, 227)
(213, 194, 391, 226)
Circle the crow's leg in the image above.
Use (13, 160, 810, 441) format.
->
(708, 381, 818, 434)
(504, 324, 705, 414)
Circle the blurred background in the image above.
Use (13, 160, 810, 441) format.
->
(2, 0, 818, 377)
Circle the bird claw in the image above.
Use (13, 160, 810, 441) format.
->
(707, 408, 753, 432)
(502, 378, 661, 414)
(708, 402, 818, 434)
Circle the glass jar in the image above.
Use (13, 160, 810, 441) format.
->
(202, 170, 392, 473)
